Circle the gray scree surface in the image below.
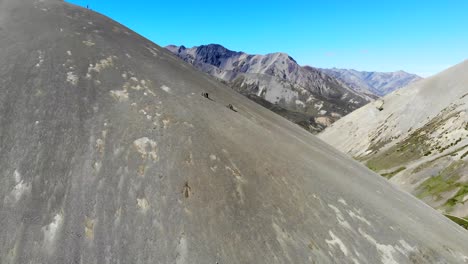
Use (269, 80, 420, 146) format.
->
(0, 0, 467, 263)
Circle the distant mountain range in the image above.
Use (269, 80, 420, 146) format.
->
(166, 44, 421, 132)
(320, 68, 422, 96)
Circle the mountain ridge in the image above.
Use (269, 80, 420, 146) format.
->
(319, 60, 468, 219)
(166, 44, 373, 133)
(320, 67, 422, 96)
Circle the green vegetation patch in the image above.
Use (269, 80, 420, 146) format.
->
(417, 175, 460, 201)
(412, 145, 468, 174)
(364, 112, 465, 172)
(416, 160, 467, 210)
(412, 160, 436, 174)
(366, 132, 431, 172)
(444, 214, 468, 230)
(461, 150, 468, 160)
(445, 186, 468, 207)
(381, 167, 406, 179)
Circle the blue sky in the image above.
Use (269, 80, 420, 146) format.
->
(67, 0, 468, 77)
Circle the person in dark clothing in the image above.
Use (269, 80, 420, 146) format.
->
(227, 104, 237, 112)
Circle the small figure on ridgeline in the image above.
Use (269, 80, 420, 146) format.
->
(202, 92, 212, 100)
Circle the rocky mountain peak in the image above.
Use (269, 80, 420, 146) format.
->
(167, 44, 373, 132)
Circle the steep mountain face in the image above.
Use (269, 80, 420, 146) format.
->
(1, 0, 468, 263)
(319, 61, 468, 220)
(321, 68, 422, 96)
(166, 44, 373, 133)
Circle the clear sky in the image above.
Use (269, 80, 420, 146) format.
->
(67, 0, 468, 77)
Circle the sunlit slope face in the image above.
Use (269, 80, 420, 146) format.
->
(319, 61, 468, 218)
(0, 0, 468, 263)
